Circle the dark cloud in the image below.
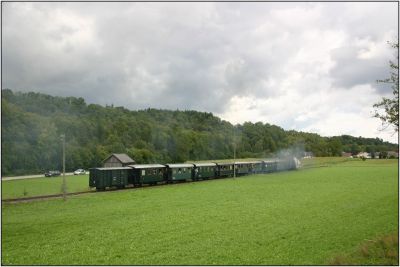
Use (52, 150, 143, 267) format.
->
(330, 46, 394, 93)
(2, 2, 397, 136)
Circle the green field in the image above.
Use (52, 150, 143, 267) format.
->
(1, 159, 398, 265)
(1, 175, 91, 199)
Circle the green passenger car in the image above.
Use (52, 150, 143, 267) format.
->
(276, 158, 297, 171)
(192, 163, 217, 180)
(262, 160, 278, 173)
(234, 161, 263, 176)
(250, 161, 264, 173)
(217, 162, 234, 177)
(166, 164, 194, 182)
(129, 164, 166, 186)
(89, 167, 131, 190)
(234, 162, 251, 176)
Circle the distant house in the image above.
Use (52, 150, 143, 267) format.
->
(387, 151, 399, 158)
(103, 153, 135, 167)
(341, 152, 352, 158)
(302, 152, 313, 158)
(356, 152, 371, 159)
(370, 152, 379, 159)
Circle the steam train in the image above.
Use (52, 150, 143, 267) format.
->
(89, 158, 301, 191)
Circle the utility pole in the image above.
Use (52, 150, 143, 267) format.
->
(60, 134, 66, 201)
(233, 126, 236, 179)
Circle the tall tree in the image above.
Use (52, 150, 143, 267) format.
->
(373, 41, 399, 132)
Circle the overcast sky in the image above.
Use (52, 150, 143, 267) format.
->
(3, 2, 398, 143)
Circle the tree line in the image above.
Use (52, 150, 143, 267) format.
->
(2, 89, 398, 176)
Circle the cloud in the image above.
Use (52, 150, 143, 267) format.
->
(2, 2, 398, 143)
(330, 41, 395, 92)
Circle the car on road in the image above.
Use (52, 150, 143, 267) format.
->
(74, 169, 86, 175)
(44, 170, 61, 177)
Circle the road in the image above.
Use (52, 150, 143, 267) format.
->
(2, 172, 75, 181)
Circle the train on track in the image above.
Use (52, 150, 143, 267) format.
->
(89, 157, 301, 191)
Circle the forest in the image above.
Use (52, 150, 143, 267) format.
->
(2, 89, 398, 176)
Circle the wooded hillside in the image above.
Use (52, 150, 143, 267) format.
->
(2, 89, 397, 175)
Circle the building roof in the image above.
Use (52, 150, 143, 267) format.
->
(128, 164, 166, 169)
(165, 163, 194, 168)
(103, 153, 135, 164)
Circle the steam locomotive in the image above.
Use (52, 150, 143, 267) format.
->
(89, 157, 300, 191)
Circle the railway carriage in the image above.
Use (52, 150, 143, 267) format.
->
(262, 160, 278, 173)
(234, 161, 264, 176)
(276, 157, 300, 171)
(234, 162, 252, 176)
(216, 162, 234, 177)
(251, 161, 264, 173)
(192, 163, 217, 180)
(89, 167, 131, 190)
(165, 163, 194, 182)
(89, 157, 300, 191)
(129, 164, 166, 186)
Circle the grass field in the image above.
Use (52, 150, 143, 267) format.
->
(1, 158, 398, 265)
(330, 232, 398, 265)
(1, 175, 91, 199)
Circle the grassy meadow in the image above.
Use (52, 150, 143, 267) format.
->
(1, 158, 398, 265)
(1, 174, 91, 199)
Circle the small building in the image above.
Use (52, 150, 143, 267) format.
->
(103, 153, 135, 168)
(302, 152, 314, 158)
(370, 152, 379, 159)
(341, 152, 353, 158)
(387, 151, 399, 158)
(356, 152, 371, 159)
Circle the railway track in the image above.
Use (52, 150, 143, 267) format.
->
(1, 177, 224, 203)
(2, 190, 95, 203)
